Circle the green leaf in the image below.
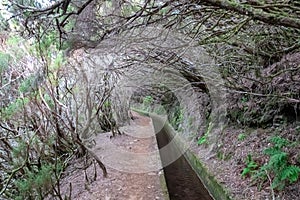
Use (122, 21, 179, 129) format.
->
(270, 136, 289, 149)
(268, 151, 287, 169)
(197, 134, 207, 145)
(281, 165, 300, 183)
(263, 147, 282, 156)
(19, 76, 35, 93)
(248, 161, 258, 169)
(241, 168, 250, 177)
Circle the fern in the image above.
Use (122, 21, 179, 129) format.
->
(241, 155, 258, 178)
(270, 136, 289, 149)
(281, 166, 300, 183)
(253, 136, 300, 190)
(268, 151, 287, 170)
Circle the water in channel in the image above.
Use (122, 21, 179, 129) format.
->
(152, 118, 214, 200)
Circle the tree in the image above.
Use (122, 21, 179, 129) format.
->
(2, 0, 298, 145)
(1, 1, 299, 197)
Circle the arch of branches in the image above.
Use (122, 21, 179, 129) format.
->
(75, 26, 228, 149)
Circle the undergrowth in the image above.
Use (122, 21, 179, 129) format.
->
(241, 155, 258, 178)
(242, 136, 300, 191)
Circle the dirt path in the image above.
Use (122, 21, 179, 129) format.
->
(60, 112, 168, 200)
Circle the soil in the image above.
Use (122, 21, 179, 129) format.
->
(59, 112, 167, 200)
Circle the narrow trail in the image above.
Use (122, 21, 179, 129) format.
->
(60, 112, 167, 200)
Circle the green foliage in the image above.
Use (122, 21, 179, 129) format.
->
(170, 106, 184, 131)
(198, 121, 214, 145)
(1, 97, 29, 119)
(29, 30, 61, 59)
(6, 35, 21, 46)
(238, 133, 246, 141)
(122, 4, 140, 16)
(12, 139, 27, 159)
(143, 95, 153, 105)
(15, 164, 54, 199)
(0, 12, 9, 30)
(241, 155, 258, 178)
(0, 51, 11, 73)
(142, 95, 153, 111)
(50, 52, 65, 70)
(18, 75, 35, 93)
(197, 133, 208, 145)
(241, 96, 248, 103)
(268, 136, 289, 149)
(104, 100, 111, 108)
(5, 35, 24, 60)
(253, 136, 300, 190)
(43, 93, 55, 109)
(40, 31, 57, 50)
(216, 150, 233, 161)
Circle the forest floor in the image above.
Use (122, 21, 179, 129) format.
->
(59, 112, 168, 200)
(193, 124, 300, 200)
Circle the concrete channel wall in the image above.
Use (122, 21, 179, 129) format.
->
(143, 111, 232, 200)
(160, 122, 231, 199)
